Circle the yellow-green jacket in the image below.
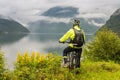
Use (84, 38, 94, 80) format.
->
(59, 25, 85, 48)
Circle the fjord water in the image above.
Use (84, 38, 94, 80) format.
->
(0, 33, 92, 69)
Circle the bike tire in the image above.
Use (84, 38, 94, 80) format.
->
(67, 51, 79, 69)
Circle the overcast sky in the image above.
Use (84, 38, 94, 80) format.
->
(0, 0, 120, 26)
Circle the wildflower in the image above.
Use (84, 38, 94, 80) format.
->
(41, 53, 44, 61)
(24, 51, 29, 58)
(31, 51, 35, 59)
(45, 54, 49, 60)
(36, 52, 40, 60)
(17, 51, 21, 62)
(49, 53, 53, 59)
(38, 58, 41, 63)
(23, 51, 29, 62)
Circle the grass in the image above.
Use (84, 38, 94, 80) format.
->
(14, 52, 120, 80)
(0, 51, 120, 80)
(78, 61, 120, 80)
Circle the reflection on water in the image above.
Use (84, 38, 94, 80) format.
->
(0, 33, 28, 45)
(28, 33, 62, 42)
(0, 33, 93, 69)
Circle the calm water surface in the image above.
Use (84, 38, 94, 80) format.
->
(0, 33, 93, 69)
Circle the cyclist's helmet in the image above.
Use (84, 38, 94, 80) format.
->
(73, 19, 80, 25)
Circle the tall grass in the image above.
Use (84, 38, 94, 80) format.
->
(13, 51, 120, 80)
(0, 50, 120, 80)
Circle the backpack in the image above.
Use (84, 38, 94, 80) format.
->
(71, 28, 85, 47)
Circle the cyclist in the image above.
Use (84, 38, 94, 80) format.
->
(59, 19, 85, 68)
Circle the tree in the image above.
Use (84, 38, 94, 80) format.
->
(84, 28, 120, 62)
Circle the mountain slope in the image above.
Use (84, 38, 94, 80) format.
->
(0, 18, 29, 33)
(99, 8, 120, 35)
(28, 18, 103, 34)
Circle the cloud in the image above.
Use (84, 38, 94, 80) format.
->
(79, 13, 107, 19)
(0, 0, 120, 26)
(90, 20, 104, 27)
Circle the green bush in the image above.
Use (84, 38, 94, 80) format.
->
(0, 48, 5, 79)
(83, 28, 120, 62)
(0, 48, 13, 80)
(0, 48, 11, 80)
(14, 52, 62, 80)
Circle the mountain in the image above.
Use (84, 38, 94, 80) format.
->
(99, 8, 120, 35)
(28, 18, 105, 34)
(29, 20, 70, 33)
(41, 6, 79, 18)
(0, 17, 29, 33)
(29, 6, 105, 34)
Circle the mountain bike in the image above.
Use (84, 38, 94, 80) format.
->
(66, 50, 79, 70)
(62, 42, 79, 70)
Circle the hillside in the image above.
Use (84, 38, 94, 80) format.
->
(100, 8, 120, 35)
(0, 17, 29, 33)
(29, 18, 104, 34)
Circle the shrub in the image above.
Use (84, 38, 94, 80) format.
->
(83, 28, 120, 62)
(0, 48, 5, 79)
(0, 48, 12, 80)
(14, 51, 62, 80)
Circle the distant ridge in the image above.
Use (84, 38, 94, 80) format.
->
(0, 16, 30, 33)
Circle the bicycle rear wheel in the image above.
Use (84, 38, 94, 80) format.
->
(67, 51, 77, 69)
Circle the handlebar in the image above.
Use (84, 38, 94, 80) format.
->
(59, 41, 70, 43)
(65, 41, 70, 43)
